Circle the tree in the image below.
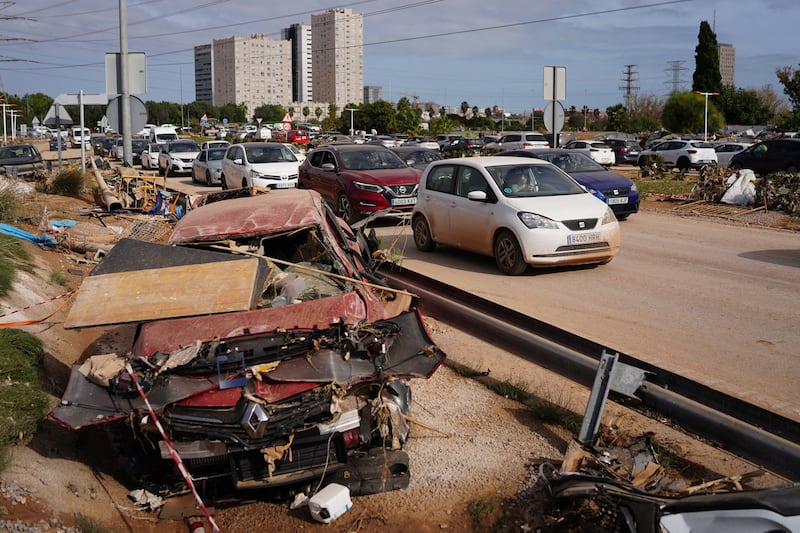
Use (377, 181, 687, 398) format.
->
(396, 107, 420, 134)
(484, 107, 492, 118)
(661, 91, 724, 134)
(717, 86, 771, 125)
(321, 103, 340, 131)
(460, 101, 469, 117)
(629, 93, 664, 132)
(605, 104, 627, 132)
(396, 97, 411, 112)
(315, 107, 323, 122)
(428, 115, 454, 135)
(776, 65, 800, 113)
(302, 106, 310, 122)
(251, 104, 287, 123)
(692, 21, 722, 94)
(21, 93, 53, 125)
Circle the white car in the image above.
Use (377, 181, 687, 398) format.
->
(485, 132, 550, 150)
(713, 142, 753, 168)
(191, 147, 227, 186)
(562, 140, 615, 167)
(157, 140, 201, 177)
(638, 139, 717, 170)
(221, 142, 301, 190)
(411, 156, 620, 275)
(200, 140, 230, 151)
(140, 143, 161, 170)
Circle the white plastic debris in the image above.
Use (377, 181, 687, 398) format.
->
(308, 483, 352, 524)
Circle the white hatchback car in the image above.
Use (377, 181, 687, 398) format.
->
(411, 156, 620, 275)
(713, 142, 753, 168)
(562, 140, 615, 167)
(637, 139, 717, 170)
(221, 142, 301, 190)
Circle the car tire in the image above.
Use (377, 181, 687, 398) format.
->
(337, 193, 355, 224)
(190, 171, 197, 184)
(494, 230, 527, 275)
(412, 215, 436, 252)
(676, 157, 690, 171)
(242, 178, 248, 189)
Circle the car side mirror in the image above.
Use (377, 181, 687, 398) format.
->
(321, 162, 336, 171)
(467, 190, 487, 201)
(233, 158, 243, 165)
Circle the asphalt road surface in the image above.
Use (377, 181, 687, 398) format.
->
(374, 211, 800, 424)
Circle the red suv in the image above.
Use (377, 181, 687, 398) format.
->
(298, 144, 421, 223)
(286, 129, 309, 144)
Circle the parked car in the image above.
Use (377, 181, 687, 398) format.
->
(441, 138, 485, 155)
(637, 139, 717, 170)
(712, 142, 753, 168)
(140, 142, 161, 170)
(405, 137, 439, 150)
(728, 139, 800, 175)
(309, 133, 358, 148)
(69, 127, 91, 149)
(200, 140, 230, 151)
(283, 143, 306, 162)
(191, 147, 227, 186)
(0, 143, 45, 178)
(90, 134, 107, 155)
(367, 135, 400, 148)
(221, 142, 301, 190)
(113, 138, 149, 164)
(100, 136, 120, 158)
(49, 136, 67, 151)
(389, 146, 444, 170)
(435, 134, 462, 149)
(50, 189, 444, 502)
(603, 138, 642, 165)
(411, 156, 620, 274)
(561, 140, 615, 167)
(485, 132, 550, 151)
(286, 129, 310, 144)
(158, 140, 201, 176)
(498, 149, 639, 219)
(298, 144, 422, 223)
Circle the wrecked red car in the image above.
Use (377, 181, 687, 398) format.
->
(51, 189, 445, 503)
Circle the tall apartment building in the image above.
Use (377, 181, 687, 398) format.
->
(718, 43, 736, 87)
(363, 85, 382, 104)
(211, 34, 292, 119)
(311, 8, 364, 110)
(194, 44, 213, 103)
(281, 24, 313, 103)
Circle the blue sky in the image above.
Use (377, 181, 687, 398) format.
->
(1, 0, 797, 117)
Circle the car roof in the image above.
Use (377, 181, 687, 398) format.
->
(312, 143, 392, 153)
(429, 155, 552, 168)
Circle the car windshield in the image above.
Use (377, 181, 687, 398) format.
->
(170, 142, 199, 152)
(689, 141, 714, 148)
(132, 140, 148, 150)
(535, 152, 604, 172)
(488, 164, 585, 198)
(245, 145, 297, 163)
(339, 149, 406, 170)
(207, 148, 227, 160)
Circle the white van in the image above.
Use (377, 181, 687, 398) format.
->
(70, 127, 91, 148)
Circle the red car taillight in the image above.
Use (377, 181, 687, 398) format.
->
(687, 149, 697, 154)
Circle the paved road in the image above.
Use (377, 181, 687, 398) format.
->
(374, 212, 800, 423)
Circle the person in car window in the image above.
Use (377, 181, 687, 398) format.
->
(503, 167, 535, 194)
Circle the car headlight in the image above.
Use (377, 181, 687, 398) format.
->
(601, 206, 617, 225)
(353, 181, 383, 193)
(518, 212, 559, 229)
(630, 182, 638, 191)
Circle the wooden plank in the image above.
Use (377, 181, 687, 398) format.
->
(65, 258, 263, 329)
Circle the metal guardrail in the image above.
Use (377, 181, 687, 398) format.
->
(379, 266, 800, 481)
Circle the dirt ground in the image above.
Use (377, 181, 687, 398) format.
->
(0, 187, 794, 532)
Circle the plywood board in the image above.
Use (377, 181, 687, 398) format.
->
(65, 258, 263, 329)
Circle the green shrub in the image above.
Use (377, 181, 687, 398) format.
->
(44, 167, 87, 196)
(0, 186, 22, 222)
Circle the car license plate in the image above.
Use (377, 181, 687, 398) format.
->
(391, 197, 416, 206)
(272, 182, 293, 189)
(567, 232, 601, 245)
(607, 197, 628, 205)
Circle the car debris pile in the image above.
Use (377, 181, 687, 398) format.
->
(48, 188, 446, 526)
(507, 432, 800, 533)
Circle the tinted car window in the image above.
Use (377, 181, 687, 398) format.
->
(426, 165, 456, 193)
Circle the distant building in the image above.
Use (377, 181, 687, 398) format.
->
(718, 43, 736, 87)
(211, 34, 292, 119)
(311, 8, 364, 110)
(282, 24, 313, 103)
(194, 44, 213, 104)
(363, 85, 382, 103)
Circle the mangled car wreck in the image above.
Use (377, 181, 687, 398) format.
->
(50, 189, 445, 510)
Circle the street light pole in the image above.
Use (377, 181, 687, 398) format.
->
(344, 107, 359, 136)
(694, 90, 720, 142)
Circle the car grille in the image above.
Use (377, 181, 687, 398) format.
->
(554, 242, 610, 253)
(562, 218, 598, 231)
(386, 184, 418, 197)
(600, 187, 630, 196)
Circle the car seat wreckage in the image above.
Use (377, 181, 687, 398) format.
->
(51, 310, 444, 514)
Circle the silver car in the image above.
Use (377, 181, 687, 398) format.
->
(191, 147, 227, 186)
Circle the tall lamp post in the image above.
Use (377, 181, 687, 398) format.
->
(695, 90, 720, 142)
(344, 107, 359, 136)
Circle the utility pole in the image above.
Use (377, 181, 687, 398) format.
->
(119, 0, 132, 166)
(344, 107, 359, 136)
(695, 90, 720, 142)
(665, 60, 687, 94)
(619, 64, 639, 131)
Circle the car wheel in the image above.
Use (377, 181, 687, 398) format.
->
(190, 170, 197, 184)
(412, 215, 436, 252)
(494, 230, 527, 275)
(337, 193, 355, 224)
(676, 157, 690, 170)
(242, 178, 248, 189)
